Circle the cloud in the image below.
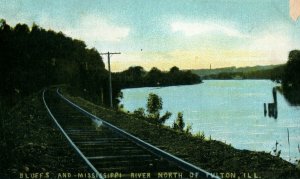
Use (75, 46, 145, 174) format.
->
(63, 15, 130, 44)
(246, 30, 298, 64)
(171, 21, 248, 38)
(110, 49, 265, 72)
(1, 10, 130, 45)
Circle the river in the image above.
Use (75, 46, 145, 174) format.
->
(120, 80, 300, 163)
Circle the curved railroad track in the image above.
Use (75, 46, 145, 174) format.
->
(42, 89, 219, 179)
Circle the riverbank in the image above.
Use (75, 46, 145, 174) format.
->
(62, 89, 300, 179)
(0, 88, 299, 179)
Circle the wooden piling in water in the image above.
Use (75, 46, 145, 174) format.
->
(274, 103, 278, 119)
(264, 103, 267, 117)
(273, 88, 277, 104)
(287, 128, 290, 161)
(268, 103, 273, 117)
(265, 88, 278, 119)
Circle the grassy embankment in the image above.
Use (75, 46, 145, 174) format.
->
(0, 90, 88, 178)
(62, 88, 300, 179)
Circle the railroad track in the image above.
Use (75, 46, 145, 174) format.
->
(43, 89, 219, 179)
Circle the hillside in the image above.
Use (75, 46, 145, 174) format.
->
(191, 64, 283, 77)
(0, 19, 114, 108)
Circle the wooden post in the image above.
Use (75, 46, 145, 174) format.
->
(264, 103, 267, 117)
(100, 52, 121, 108)
(100, 87, 104, 105)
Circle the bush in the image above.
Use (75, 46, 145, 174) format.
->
(159, 111, 172, 124)
(194, 131, 205, 140)
(173, 112, 185, 131)
(117, 104, 124, 112)
(133, 108, 146, 118)
(185, 123, 192, 134)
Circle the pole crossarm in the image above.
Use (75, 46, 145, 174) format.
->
(100, 52, 121, 55)
(100, 52, 121, 108)
(100, 52, 121, 54)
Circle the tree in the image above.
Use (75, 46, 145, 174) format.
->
(0, 19, 10, 31)
(170, 66, 180, 73)
(283, 50, 300, 89)
(145, 93, 172, 124)
(14, 23, 30, 34)
(173, 112, 185, 131)
(159, 111, 172, 124)
(146, 93, 163, 119)
(146, 67, 163, 86)
(282, 50, 300, 105)
(127, 66, 145, 78)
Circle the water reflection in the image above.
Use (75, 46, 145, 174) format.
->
(264, 88, 278, 119)
(282, 88, 300, 106)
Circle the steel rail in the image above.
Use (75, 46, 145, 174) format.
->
(42, 89, 104, 179)
(56, 89, 220, 179)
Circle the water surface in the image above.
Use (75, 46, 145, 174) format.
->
(120, 80, 300, 163)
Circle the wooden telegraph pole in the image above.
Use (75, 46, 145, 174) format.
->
(100, 52, 121, 108)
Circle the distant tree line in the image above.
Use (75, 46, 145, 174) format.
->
(0, 19, 113, 107)
(200, 49, 300, 106)
(202, 65, 284, 81)
(112, 66, 202, 89)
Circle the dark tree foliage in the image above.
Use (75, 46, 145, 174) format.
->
(146, 67, 163, 86)
(283, 50, 300, 89)
(170, 66, 180, 73)
(146, 93, 163, 118)
(0, 20, 112, 107)
(145, 93, 172, 124)
(112, 66, 146, 88)
(158, 111, 172, 124)
(113, 66, 202, 89)
(173, 112, 185, 131)
(282, 50, 300, 105)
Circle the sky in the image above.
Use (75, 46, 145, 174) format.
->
(1, 0, 300, 71)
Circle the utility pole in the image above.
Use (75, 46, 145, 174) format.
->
(100, 52, 121, 108)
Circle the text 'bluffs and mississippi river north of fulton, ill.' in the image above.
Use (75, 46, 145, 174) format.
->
(1, 1, 300, 179)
